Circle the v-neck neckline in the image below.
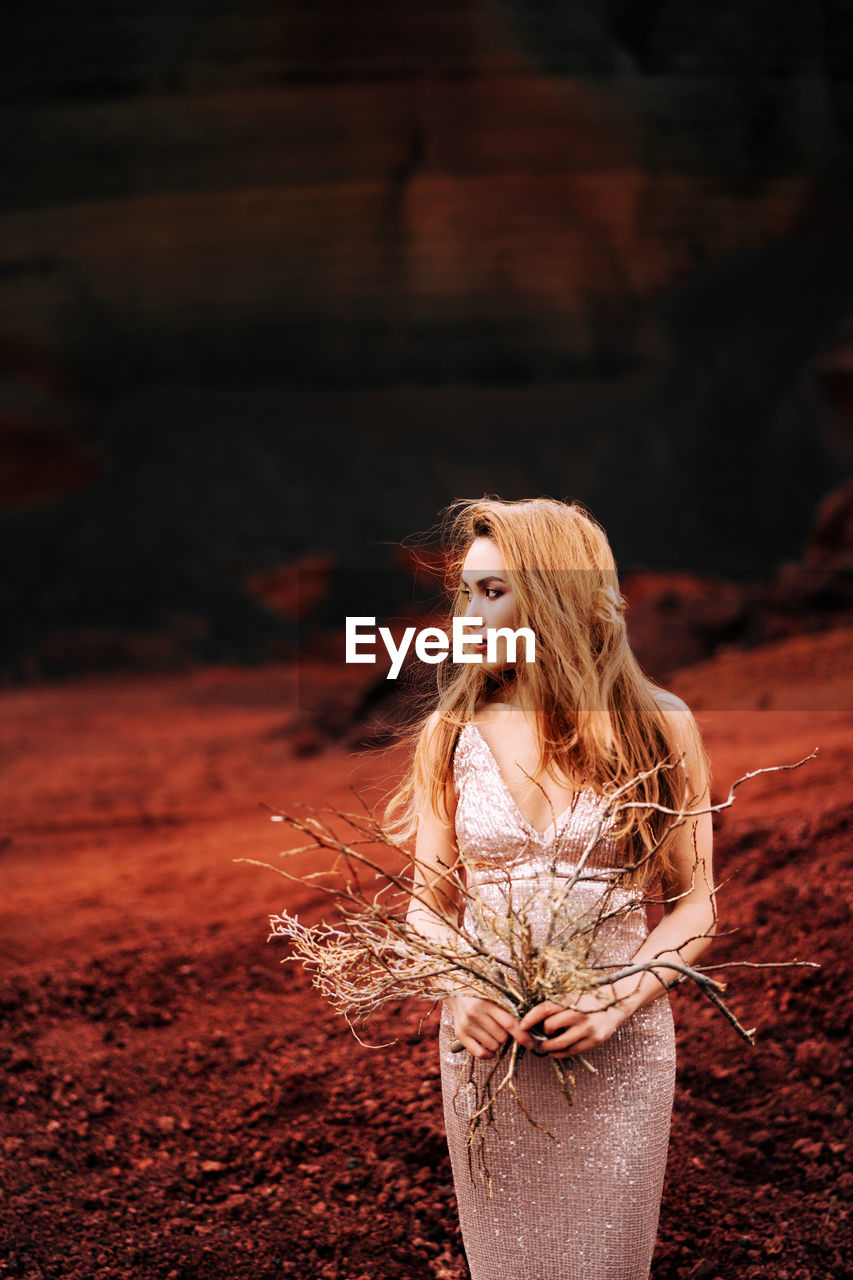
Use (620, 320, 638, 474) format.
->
(463, 721, 596, 842)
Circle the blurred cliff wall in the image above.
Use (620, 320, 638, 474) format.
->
(1, 1, 852, 673)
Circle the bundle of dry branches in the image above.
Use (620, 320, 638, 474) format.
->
(240, 750, 818, 1176)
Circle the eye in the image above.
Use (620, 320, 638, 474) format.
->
(459, 586, 502, 601)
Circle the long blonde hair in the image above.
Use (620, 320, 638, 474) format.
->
(383, 495, 711, 887)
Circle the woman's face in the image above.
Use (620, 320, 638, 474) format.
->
(459, 537, 519, 672)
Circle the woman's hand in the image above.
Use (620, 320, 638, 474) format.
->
(519, 988, 628, 1060)
(447, 994, 537, 1060)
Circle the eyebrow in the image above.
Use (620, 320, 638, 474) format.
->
(459, 574, 507, 587)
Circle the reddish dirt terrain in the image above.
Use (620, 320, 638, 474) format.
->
(1, 628, 851, 1280)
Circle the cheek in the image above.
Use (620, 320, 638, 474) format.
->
(493, 598, 518, 630)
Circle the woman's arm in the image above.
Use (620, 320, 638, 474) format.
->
(521, 698, 715, 1058)
(407, 710, 536, 1060)
(405, 711, 464, 950)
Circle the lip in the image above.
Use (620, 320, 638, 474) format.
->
(473, 642, 487, 652)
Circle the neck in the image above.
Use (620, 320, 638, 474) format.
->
(488, 670, 540, 712)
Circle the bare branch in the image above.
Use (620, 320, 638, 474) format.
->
(242, 747, 819, 1182)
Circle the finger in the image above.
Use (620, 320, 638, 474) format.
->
(470, 1041, 497, 1060)
(453, 1016, 501, 1054)
(458, 1031, 497, 1059)
(468, 1022, 504, 1053)
(507, 1024, 538, 1051)
(542, 1009, 584, 1036)
(547, 1018, 620, 1056)
(482, 1011, 514, 1039)
(476, 1012, 510, 1040)
(489, 1008, 537, 1051)
(535, 1025, 589, 1054)
(549, 1037, 599, 1059)
(519, 1001, 565, 1031)
(497, 1021, 537, 1051)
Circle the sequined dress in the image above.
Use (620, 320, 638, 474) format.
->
(439, 722, 676, 1280)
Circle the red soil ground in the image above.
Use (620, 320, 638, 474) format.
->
(1, 627, 851, 1280)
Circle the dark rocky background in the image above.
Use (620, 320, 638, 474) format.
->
(1, 0, 853, 678)
(2, 13, 852, 1279)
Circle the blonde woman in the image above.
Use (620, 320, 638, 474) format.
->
(388, 496, 715, 1280)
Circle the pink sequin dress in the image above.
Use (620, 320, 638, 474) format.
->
(439, 722, 676, 1280)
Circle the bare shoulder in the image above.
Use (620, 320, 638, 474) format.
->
(651, 687, 709, 790)
(419, 708, 458, 827)
(651, 687, 696, 735)
(422, 707, 464, 770)
(422, 707, 447, 763)
(424, 707, 443, 736)
(651, 686, 691, 716)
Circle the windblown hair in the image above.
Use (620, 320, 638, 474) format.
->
(383, 495, 712, 889)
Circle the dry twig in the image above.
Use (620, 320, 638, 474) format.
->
(238, 748, 819, 1179)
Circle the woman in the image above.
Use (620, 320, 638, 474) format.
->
(388, 496, 715, 1280)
